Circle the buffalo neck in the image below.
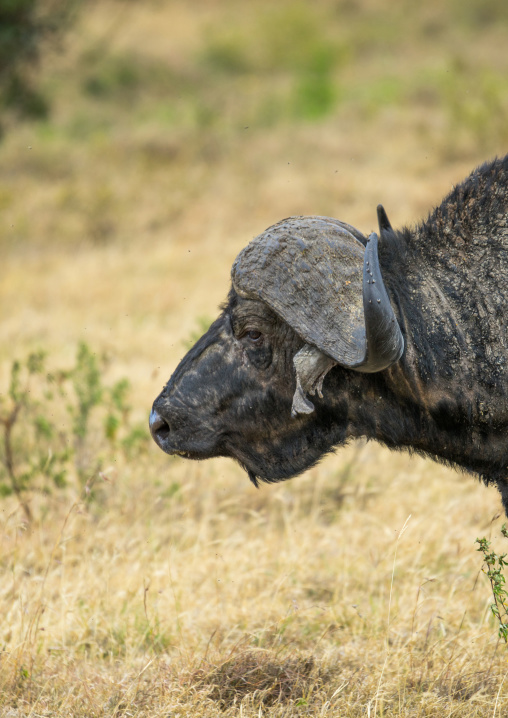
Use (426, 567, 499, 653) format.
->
(334, 180, 508, 485)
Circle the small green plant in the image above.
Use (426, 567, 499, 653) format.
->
(68, 342, 103, 479)
(0, 343, 150, 521)
(0, 350, 62, 522)
(476, 525, 508, 643)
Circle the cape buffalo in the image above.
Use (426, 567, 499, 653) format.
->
(150, 156, 508, 512)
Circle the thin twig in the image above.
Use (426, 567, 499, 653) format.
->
(0, 403, 32, 522)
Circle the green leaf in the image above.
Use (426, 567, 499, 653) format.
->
(27, 351, 45, 374)
(34, 415, 53, 439)
(104, 413, 120, 441)
(110, 378, 130, 413)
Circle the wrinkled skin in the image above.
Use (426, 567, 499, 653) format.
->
(151, 156, 508, 511)
(151, 292, 344, 484)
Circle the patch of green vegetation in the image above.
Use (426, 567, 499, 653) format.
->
(162, 481, 181, 500)
(291, 62, 338, 121)
(443, 66, 508, 152)
(200, 3, 346, 125)
(345, 75, 406, 117)
(414, 59, 508, 155)
(0, 343, 150, 520)
(82, 50, 175, 102)
(140, 618, 173, 655)
(476, 525, 508, 643)
(64, 111, 114, 140)
(0, 0, 79, 133)
(8, 0, 507, 159)
(253, 4, 344, 74)
(453, 0, 508, 28)
(201, 34, 252, 75)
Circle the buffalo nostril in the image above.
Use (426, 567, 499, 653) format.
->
(149, 408, 170, 444)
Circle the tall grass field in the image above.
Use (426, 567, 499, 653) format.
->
(1, 1, 508, 715)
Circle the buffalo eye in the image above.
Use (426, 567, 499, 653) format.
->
(238, 327, 272, 369)
(246, 330, 262, 343)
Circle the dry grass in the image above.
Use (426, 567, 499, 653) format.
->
(1, 446, 507, 715)
(1, 0, 508, 715)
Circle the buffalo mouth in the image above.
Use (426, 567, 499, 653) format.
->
(149, 407, 324, 484)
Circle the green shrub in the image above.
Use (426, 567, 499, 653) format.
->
(476, 526, 508, 643)
(0, 0, 79, 129)
(0, 343, 150, 521)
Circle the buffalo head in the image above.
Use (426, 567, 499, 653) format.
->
(150, 210, 404, 485)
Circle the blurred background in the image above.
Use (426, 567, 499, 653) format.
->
(2, 0, 508, 373)
(1, 1, 508, 714)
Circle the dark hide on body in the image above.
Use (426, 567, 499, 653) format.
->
(150, 156, 508, 512)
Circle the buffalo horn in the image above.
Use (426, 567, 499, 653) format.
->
(353, 232, 404, 373)
(291, 230, 404, 413)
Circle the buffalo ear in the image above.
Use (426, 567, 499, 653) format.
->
(377, 204, 393, 233)
(291, 344, 337, 417)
